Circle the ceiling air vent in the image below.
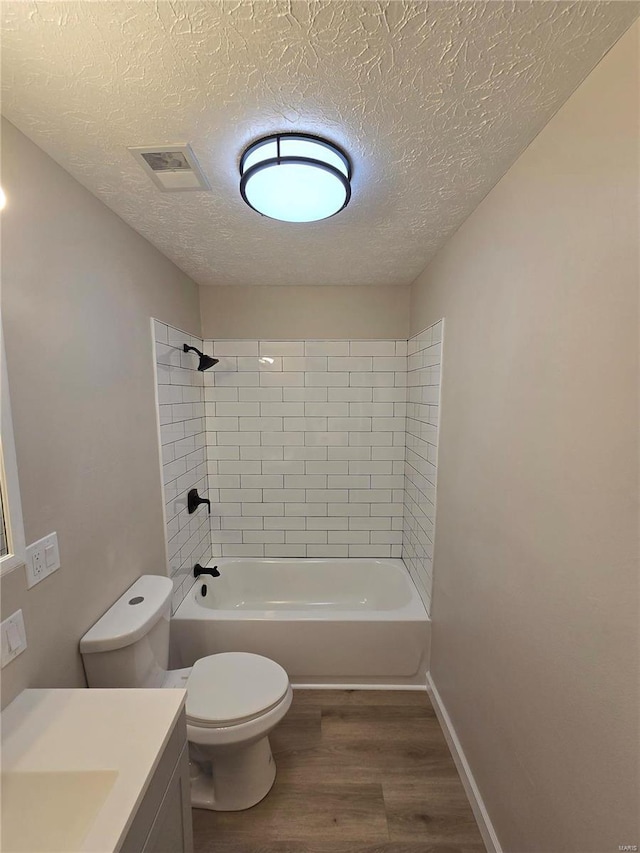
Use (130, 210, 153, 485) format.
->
(128, 143, 210, 192)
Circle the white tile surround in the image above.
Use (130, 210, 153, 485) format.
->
(154, 324, 443, 615)
(402, 321, 443, 613)
(204, 339, 408, 563)
(153, 320, 211, 612)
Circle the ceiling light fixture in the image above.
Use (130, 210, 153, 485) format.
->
(239, 133, 351, 223)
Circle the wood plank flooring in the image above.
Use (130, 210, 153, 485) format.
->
(192, 689, 486, 853)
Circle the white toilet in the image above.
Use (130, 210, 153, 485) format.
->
(80, 575, 292, 811)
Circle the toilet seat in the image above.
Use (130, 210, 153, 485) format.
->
(186, 652, 290, 728)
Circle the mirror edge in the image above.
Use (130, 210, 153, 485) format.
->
(0, 322, 26, 575)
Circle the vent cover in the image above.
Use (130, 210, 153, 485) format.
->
(128, 143, 210, 191)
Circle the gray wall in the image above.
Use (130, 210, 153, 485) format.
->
(410, 22, 639, 853)
(200, 285, 410, 341)
(0, 119, 201, 707)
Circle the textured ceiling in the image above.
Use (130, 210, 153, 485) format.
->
(1, 1, 637, 287)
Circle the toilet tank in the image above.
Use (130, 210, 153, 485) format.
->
(80, 575, 174, 689)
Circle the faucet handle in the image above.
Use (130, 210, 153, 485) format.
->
(187, 488, 211, 514)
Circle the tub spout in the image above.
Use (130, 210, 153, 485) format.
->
(194, 564, 220, 579)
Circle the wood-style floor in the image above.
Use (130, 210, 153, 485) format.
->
(192, 689, 486, 853)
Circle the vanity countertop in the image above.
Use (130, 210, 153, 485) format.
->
(1, 687, 186, 853)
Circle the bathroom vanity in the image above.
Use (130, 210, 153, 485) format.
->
(1, 687, 193, 853)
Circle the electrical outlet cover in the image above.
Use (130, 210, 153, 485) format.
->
(25, 532, 60, 588)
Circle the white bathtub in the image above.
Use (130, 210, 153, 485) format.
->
(171, 558, 430, 687)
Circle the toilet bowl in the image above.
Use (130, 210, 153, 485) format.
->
(184, 652, 292, 810)
(80, 575, 291, 811)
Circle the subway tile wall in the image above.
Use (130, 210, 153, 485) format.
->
(402, 321, 443, 614)
(154, 320, 211, 612)
(154, 325, 444, 617)
(202, 340, 408, 560)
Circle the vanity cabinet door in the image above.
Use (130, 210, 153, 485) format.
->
(120, 710, 193, 853)
(142, 744, 193, 853)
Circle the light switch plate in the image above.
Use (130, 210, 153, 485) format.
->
(25, 532, 60, 588)
(1, 609, 27, 668)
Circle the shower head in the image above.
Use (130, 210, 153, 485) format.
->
(198, 352, 219, 371)
(183, 344, 219, 371)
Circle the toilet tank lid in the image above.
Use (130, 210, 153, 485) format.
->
(80, 575, 173, 654)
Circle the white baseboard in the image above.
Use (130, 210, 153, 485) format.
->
(291, 682, 427, 691)
(426, 672, 503, 853)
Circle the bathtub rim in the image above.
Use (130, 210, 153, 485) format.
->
(173, 557, 428, 623)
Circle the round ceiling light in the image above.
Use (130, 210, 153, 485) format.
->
(239, 133, 351, 223)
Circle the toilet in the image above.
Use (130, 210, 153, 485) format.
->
(79, 575, 292, 811)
